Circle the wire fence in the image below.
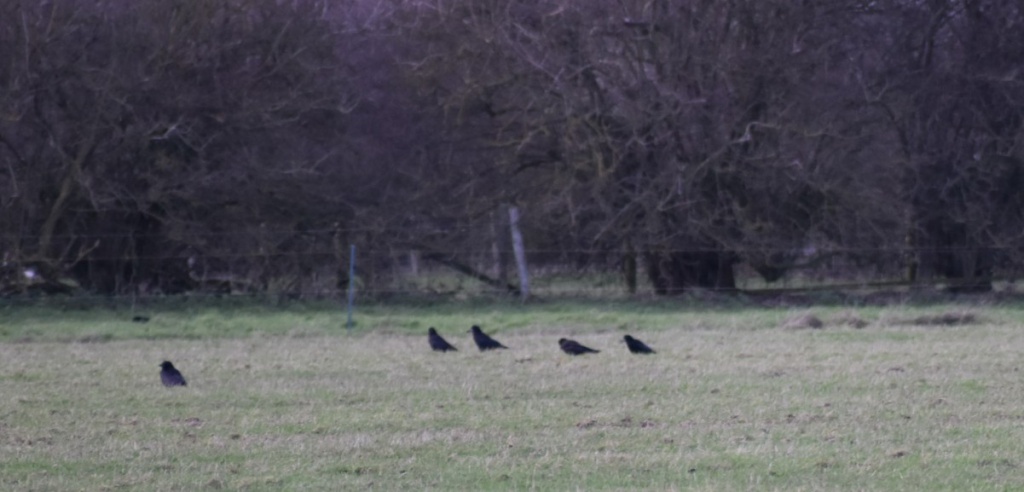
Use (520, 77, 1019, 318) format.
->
(4, 228, 1024, 306)
(2, 249, 1021, 307)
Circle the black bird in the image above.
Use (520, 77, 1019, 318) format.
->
(470, 325, 508, 351)
(428, 327, 458, 352)
(160, 361, 187, 387)
(623, 334, 655, 354)
(132, 315, 150, 323)
(558, 338, 600, 355)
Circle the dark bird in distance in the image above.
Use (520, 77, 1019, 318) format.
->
(558, 338, 600, 355)
(623, 335, 655, 354)
(428, 327, 458, 352)
(160, 361, 187, 387)
(470, 325, 508, 351)
(132, 315, 150, 323)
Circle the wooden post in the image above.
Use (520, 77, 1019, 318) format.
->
(346, 244, 356, 330)
(492, 210, 510, 282)
(408, 250, 420, 276)
(508, 205, 530, 300)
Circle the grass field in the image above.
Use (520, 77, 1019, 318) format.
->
(2, 299, 1024, 490)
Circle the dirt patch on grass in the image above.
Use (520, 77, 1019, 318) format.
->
(781, 313, 824, 330)
(902, 311, 981, 326)
(831, 311, 869, 329)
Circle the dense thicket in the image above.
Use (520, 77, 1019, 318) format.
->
(2, 0, 1023, 297)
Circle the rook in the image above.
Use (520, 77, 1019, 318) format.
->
(428, 327, 458, 352)
(470, 325, 508, 351)
(160, 360, 187, 387)
(623, 335, 656, 354)
(558, 338, 600, 355)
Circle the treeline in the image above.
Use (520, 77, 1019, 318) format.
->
(1, 0, 1023, 298)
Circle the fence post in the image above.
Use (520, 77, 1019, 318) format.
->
(508, 205, 530, 300)
(346, 244, 356, 330)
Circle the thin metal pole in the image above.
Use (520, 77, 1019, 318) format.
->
(346, 244, 356, 330)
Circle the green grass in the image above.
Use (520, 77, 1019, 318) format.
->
(3, 301, 1024, 490)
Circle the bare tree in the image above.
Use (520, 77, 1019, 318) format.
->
(4, 0, 1023, 300)
(0, 0, 357, 295)
(397, 0, 897, 294)
(872, 0, 1024, 291)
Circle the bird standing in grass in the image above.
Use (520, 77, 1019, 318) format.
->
(428, 327, 458, 352)
(160, 361, 187, 387)
(470, 325, 508, 351)
(623, 335, 655, 354)
(558, 338, 600, 355)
